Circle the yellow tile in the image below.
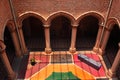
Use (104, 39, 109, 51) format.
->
(75, 66, 86, 79)
(67, 64, 76, 74)
(30, 66, 47, 80)
(61, 64, 69, 72)
(53, 64, 61, 72)
(46, 64, 54, 78)
(75, 65, 95, 80)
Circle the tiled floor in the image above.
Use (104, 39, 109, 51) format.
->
(17, 51, 108, 80)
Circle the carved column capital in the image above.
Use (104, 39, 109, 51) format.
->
(99, 24, 104, 29)
(7, 21, 16, 33)
(99, 23, 104, 26)
(43, 24, 50, 28)
(0, 40, 6, 53)
(71, 23, 78, 28)
(105, 27, 111, 32)
(118, 43, 120, 48)
(72, 26, 78, 28)
(107, 69, 116, 77)
(9, 27, 16, 33)
(18, 26, 22, 30)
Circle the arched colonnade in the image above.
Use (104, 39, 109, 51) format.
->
(0, 11, 120, 79)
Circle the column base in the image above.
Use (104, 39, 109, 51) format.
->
(98, 48, 105, 55)
(45, 48, 52, 54)
(93, 47, 99, 53)
(107, 69, 116, 78)
(69, 48, 76, 53)
(8, 72, 16, 80)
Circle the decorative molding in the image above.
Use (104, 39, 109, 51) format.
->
(18, 11, 46, 26)
(76, 11, 105, 25)
(46, 11, 76, 25)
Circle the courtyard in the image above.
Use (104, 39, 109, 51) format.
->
(15, 51, 107, 80)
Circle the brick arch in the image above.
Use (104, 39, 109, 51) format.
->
(46, 11, 76, 26)
(106, 18, 120, 30)
(18, 11, 46, 26)
(76, 12, 104, 25)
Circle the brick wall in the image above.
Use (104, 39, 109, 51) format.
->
(12, 0, 109, 19)
(0, 0, 12, 40)
(109, 0, 120, 23)
(0, 0, 12, 79)
(0, 0, 120, 40)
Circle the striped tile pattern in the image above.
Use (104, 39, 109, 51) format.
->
(17, 51, 107, 80)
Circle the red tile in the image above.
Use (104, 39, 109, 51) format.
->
(39, 63, 48, 70)
(25, 69, 32, 79)
(40, 55, 49, 63)
(73, 54, 80, 62)
(91, 54, 100, 61)
(89, 66, 99, 77)
(98, 66, 106, 77)
(34, 55, 40, 60)
(74, 53, 106, 78)
(31, 64, 39, 75)
(81, 62, 91, 73)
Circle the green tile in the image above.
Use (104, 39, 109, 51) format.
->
(46, 72, 80, 80)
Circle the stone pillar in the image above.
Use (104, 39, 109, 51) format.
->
(93, 24, 103, 53)
(18, 26, 28, 54)
(108, 43, 120, 77)
(69, 24, 78, 53)
(44, 25, 51, 53)
(99, 27, 111, 55)
(0, 40, 16, 80)
(8, 26, 22, 57)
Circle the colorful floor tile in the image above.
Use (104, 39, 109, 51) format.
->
(17, 51, 107, 80)
(46, 72, 80, 80)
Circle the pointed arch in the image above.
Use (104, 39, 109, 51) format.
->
(47, 11, 76, 25)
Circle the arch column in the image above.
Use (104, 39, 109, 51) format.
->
(8, 25, 22, 57)
(69, 24, 78, 53)
(44, 25, 52, 53)
(107, 43, 120, 77)
(18, 25, 28, 54)
(93, 24, 103, 53)
(0, 40, 16, 80)
(99, 27, 111, 55)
